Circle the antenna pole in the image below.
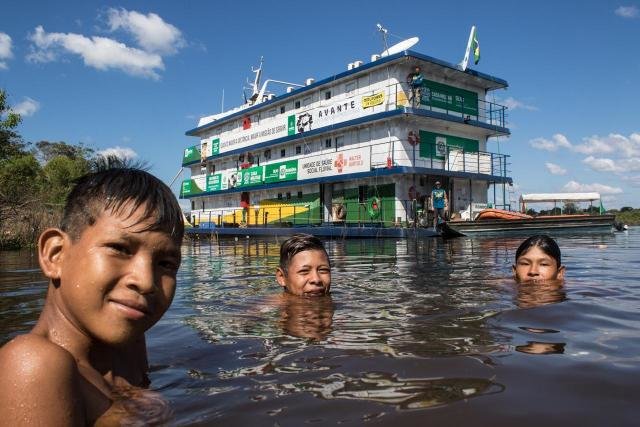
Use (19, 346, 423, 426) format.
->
(376, 23, 389, 52)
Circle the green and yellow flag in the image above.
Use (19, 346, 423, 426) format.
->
(471, 28, 480, 64)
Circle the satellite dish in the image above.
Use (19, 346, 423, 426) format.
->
(380, 37, 419, 57)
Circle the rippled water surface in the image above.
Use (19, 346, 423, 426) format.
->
(2, 229, 639, 425)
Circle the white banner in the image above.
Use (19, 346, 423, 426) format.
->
(298, 147, 371, 180)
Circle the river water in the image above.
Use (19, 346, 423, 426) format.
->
(1, 229, 638, 425)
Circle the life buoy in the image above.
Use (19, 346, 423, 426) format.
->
(408, 130, 419, 146)
(335, 204, 346, 220)
(367, 197, 381, 219)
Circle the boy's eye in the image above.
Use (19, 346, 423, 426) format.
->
(159, 259, 180, 272)
(107, 243, 131, 255)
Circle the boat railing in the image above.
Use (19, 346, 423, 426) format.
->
(392, 82, 508, 129)
(183, 139, 511, 198)
(187, 198, 440, 229)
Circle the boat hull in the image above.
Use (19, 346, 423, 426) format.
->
(445, 214, 616, 236)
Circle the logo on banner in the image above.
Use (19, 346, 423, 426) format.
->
(334, 153, 345, 173)
(297, 113, 313, 133)
(435, 136, 447, 157)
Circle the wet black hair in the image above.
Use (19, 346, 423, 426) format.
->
(279, 233, 329, 274)
(60, 167, 184, 242)
(515, 235, 561, 266)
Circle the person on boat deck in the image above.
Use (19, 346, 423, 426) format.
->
(513, 235, 565, 284)
(407, 65, 424, 106)
(429, 181, 448, 229)
(0, 167, 184, 426)
(276, 233, 331, 297)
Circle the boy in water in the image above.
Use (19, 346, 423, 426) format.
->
(0, 168, 184, 425)
(276, 233, 331, 297)
(513, 235, 565, 283)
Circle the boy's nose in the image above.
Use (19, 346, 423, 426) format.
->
(127, 256, 157, 294)
(528, 264, 540, 276)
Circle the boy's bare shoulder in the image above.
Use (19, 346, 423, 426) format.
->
(0, 334, 84, 424)
(0, 333, 76, 368)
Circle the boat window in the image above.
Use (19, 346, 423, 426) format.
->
(325, 90, 331, 100)
(277, 193, 282, 200)
(207, 164, 215, 174)
(335, 135, 345, 149)
(302, 96, 312, 107)
(280, 148, 286, 158)
(286, 192, 291, 200)
(295, 100, 300, 109)
(298, 191, 303, 199)
(345, 81, 356, 94)
(280, 105, 285, 114)
(295, 145, 302, 155)
(264, 149, 271, 160)
(267, 108, 276, 119)
(360, 127, 371, 143)
(358, 185, 368, 203)
(191, 200, 195, 210)
(325, 138, 332, 148)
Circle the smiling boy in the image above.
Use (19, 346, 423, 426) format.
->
(276, 233, 331, 297)
(0, 168, 184, 425)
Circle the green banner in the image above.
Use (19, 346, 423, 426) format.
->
(206, 174, 222, 192)
(180, 178, 204, 197)
(182, 145, 201, 165)
(264, 160, 298, 183)
(420, 80, 478, 116)
(287, 115, 296, 135)
(239, 166, 264, 187)
(419, 131, 479, 159)
(211, 138, 220, 156)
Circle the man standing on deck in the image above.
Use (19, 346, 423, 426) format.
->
(430, 180, 448, 230)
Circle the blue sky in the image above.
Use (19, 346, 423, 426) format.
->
(1, 1, 639, 209)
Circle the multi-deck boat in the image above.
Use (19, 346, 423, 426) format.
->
(180, 31, 512, 237)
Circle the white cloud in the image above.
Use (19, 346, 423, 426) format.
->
(529, 133, 572, 151)
(0, 32, 13, 70)
(562, 180, 623, 194)
(573, 133, 640, 156)
(11, 97, 41, 117)
(583, 155, 640, 173)
(499, 97, 537, 111)
(545, 162, 567, 175)
(105, 8, 185, 55)
(27, 26, 164, 79)
(97, 146, 138, 160)
(615, 5, 639, 18)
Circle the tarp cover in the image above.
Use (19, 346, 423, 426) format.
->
(520, 192, 600, 203)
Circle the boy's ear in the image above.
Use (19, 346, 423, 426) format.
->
(556, 265, 566, 280)
(38, 228, 68, 281)
(275, 268, 287, 289)
(511, 264, 517, 280)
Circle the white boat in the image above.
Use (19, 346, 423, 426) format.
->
(180, 28, 511, 237)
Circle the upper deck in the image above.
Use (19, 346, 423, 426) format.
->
(184, 50, 509, 166)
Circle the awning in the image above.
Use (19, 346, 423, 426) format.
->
(519, 192, 601, 203)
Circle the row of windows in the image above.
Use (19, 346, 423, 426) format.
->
(208, 78, 365, 136)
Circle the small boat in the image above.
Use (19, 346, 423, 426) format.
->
(445, 192, 616, 236)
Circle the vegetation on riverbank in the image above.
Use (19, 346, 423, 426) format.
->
(607, 207, 640, 226)
(1, 89, 139, 249)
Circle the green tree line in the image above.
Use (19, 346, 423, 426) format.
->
(1, 88, 135, 249)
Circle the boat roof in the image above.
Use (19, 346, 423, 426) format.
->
(520, 192, 601, 203)
(186, 50, 509, 137)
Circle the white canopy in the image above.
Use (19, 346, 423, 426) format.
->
(520, 192, 601, 203)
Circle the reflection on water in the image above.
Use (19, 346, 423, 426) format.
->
(2, 229, 640, 425)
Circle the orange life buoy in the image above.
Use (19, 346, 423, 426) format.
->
(408, 131, 419, 146)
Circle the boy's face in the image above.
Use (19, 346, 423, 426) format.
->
(512, 246, 564, 283)
(51, 202, 181, 346)
(276, 249, 331, 297)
